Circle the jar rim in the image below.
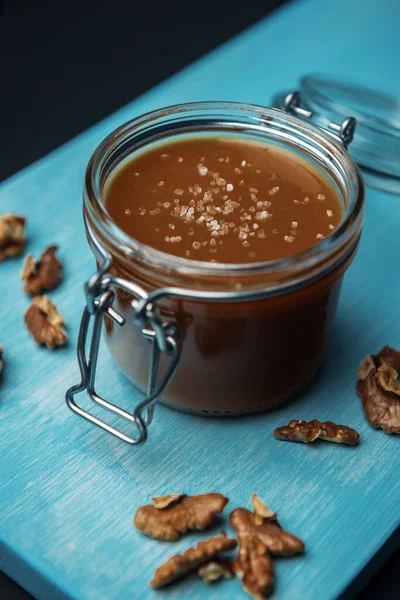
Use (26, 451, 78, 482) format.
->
(84, 101, 364, 288)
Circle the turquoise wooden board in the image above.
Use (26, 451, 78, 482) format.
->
(1, 0, 400, 598)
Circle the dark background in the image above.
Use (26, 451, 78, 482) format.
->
(0, 0, 399, 598)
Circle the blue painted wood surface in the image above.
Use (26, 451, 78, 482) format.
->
(1, 0, 400, 598)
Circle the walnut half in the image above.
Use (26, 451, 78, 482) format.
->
(21, 245, 63, 295)
(357, 346, 400, 433)
(230, 505, 304, 557)
(274, 419, 360, 445)
(151, 533, 237, 588)
(134, 493, 228, 541)
(0, 214, 26, 261)
(24, 296, 67, 349)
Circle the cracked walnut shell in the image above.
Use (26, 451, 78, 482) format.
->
(134, 493, 228, 541)
(357, 346, 400, 433)
(274, 419, 360, 445)
(0, 214, 26, 261)
(21, 245, 63, 295)
(151, 533, 237, 588)
(233, 536, 274, 600)
(24, 296, 67, 349)
(198, 560, 233, 584)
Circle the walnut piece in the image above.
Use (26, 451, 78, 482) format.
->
(134, 493, 228, 541)
(198, 560, 233, 584)
(24, 295, 67, 349)
(233, 536, 274, 600)
(21, 245, 62, 295)
(230, 507, 304, 556)
(0, 214, 26, 261)
(150, 533, 237, 588)
(274, 419, 360, 445)
(357, 346, 400, 433)
(151, 494, 183, 509)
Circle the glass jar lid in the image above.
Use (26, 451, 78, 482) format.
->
(273, 73, 400, 194)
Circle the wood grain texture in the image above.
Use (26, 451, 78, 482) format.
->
(0, 0, 400, 598)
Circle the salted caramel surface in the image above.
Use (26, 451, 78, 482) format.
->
(104, 135, 342, 263)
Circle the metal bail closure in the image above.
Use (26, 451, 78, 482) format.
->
(65, 244, 181, 445)
(283, 91, 357, 149)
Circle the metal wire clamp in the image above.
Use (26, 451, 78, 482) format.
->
(65, 230, 181, 445)
(283, 91, 356, 149)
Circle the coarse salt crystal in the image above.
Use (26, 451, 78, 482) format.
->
(292, 221, 298, 229)
(234, 167, 242, 174)
(192, 241, 201, 250)
(125, 209, 131, 215)
(177, 157, 183, 163)
(241, 160, 247, 167)
(198, 165, 208, 176)
(284, 235, 295, 243)
(242, 240, 250, 247)
(293, 199, 300, 204)
(316, 233, 325, 239)
(255, 210, 270, 220)
(269, 186, 279, 195)
(226, 183, 234, 192)
(134, 172, 140, 177)
(317, 194, 325, 200)
(168, 223, 175, 230)
(163, 202, 171, 208)
(161, 154, 169, 159)
(174, 188, 184, 196)
(253, 223, 259, 230)
(249, 187, 259, 193)
(329, 224, 335, 230)
(158, 180, 164, 186)
(326, 210, 333, 217)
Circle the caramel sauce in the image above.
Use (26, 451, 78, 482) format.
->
(104, 136, 342, 263)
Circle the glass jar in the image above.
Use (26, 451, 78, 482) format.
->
(68, 101, 364, 443)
